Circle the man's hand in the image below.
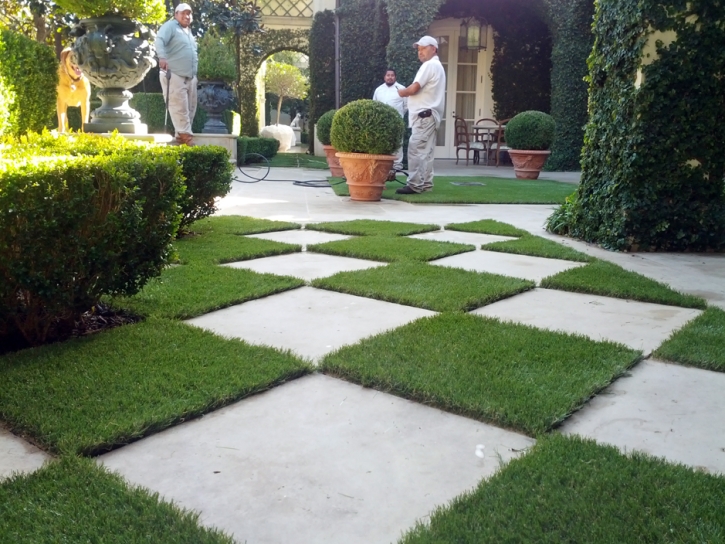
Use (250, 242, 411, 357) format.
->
(398, 82, 421, 98)
(159, 58, 168, 71)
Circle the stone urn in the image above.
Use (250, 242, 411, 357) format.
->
(197, 81, 234, 134)
(336, 152, 395, 201)
(70, 16, 156, 134)
(508, 149, 551, 180)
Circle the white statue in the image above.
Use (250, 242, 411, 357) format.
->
(290, 113, 302, 128)
(261, 124, 295, 151)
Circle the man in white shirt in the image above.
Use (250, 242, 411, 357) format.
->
(373, 68, 407, 175)
(397, 36, 446, 194)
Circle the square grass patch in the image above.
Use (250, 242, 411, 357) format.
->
(0, 318, 311, 455)
(445, 219, 528, 237)
(312, 261, 534, 312)
(110, 265, 304, 320)
(308, 236, 474, 263)
(321, 313, 640, 436)
(541, 259, 707, 309)
(175, 230, 300, 265)
(653, 307, 725, 372)
(482, 235, 593, 262)
(399, 434, 725, 544)
(269, 153, 330, 170)
(0, 456, 233, 543)
(306, 219, 440, 237)
(190, 216, 300, 235)
(331, 177, 575, 204)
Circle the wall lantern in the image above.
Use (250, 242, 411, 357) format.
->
(460, 17, 488, 51)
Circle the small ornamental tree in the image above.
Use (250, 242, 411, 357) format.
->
(264, 60, 308, 126)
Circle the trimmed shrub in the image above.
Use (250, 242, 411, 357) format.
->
(0, 149, 183, 346)
(330, 99, 405, 155)
(130, 93, 241, 136)
(309, 10, 336, 127)
(0, 30, 57, 136)
(0, 73, 12, 137)
(52, 0, 166, 24)
(316, 109, 335, 146)
(237, 136, 280, 164)
(175, 146, 233, 232)
(505, 111, 556, 150)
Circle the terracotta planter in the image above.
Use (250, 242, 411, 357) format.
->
(336, 152, 395, 202)
(508, 149, 551, 179)
(322, 145, 345, 178)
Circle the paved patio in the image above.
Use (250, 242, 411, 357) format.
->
(2, 159, 724, 543)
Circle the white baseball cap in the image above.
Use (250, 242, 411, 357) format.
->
(175, 3, 192, 12)
(413, 36, 438, 49)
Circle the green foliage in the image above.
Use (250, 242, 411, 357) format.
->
(51, 0, 166, 24)
(0, 149, 183, 347)
(129, 93, 239, 135)
(264, 60, 308, 124)
(330, 99, 405, 155)
(308, 10, 336, 125)
(174, 146, 233, 232)
(237, 136, 279, 164)
(542, 0, 594, 171)
(505, 110, 556, 150)
(339, 0, 389, 104)
(197, 32, 237, 83)
(0, 30, 57, 136)
(0, 72, 12, 137)
(316, 109, 335, 146)
(559, 0, 725, 251)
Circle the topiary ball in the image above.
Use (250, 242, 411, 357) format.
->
(316, 109, 336, 146)
(330, 99, 405, 155)
(505, 110, 556, 151)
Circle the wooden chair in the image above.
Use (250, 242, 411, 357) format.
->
(489, 118, 511, 167)
(473, 118, 499, 165)
(454, 117, 485, 166)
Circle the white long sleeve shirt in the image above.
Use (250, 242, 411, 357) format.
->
(373, 82, 407, 118)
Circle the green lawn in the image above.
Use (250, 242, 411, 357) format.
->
(482, 234, 593, 262)
(308, 236, 474, 262)
(445, 219, 529, 237)
(269, 152, 330, 169)
(312, 261, 534, 312)
(0, 318, 310, 455)
(399, 434, 725, 544)
(653, 307, 725, 372)
(0, 456, 233, 543)
(541, 259, 707, 309)
(306, 219, 440, 236)
(321, 313, 640, 436)
(331, 176, 575, 204)
(110, 265, 304, 320)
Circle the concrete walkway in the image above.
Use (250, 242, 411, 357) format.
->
(2, 162, 724, 543)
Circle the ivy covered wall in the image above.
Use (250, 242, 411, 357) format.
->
(555, 0, 725, 251)
(542, 0, 594, 171)
(239, 29, 309, 136)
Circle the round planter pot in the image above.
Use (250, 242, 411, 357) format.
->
(71, 16, 156, 134)
(508, 149, 551, 180)
(197, 80, 234, 134)
(323, 145, 344, 178)
(336, 152, 395, 202)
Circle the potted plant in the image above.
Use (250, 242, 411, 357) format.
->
(316, 109, 343, 177)
(330, 99, 406, 201)
(57, 0, 165, 134)
(197, 31, 236, 134)
(504, 110, 556, 179)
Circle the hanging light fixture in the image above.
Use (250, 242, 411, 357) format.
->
(460, 17, 488, 51)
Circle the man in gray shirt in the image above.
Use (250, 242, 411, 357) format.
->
(156, 3, 198, 145)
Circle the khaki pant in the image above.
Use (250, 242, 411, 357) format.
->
(160, 71, 197, 137)
(392, 140, 404, 171)
(406, 116, 437, 192)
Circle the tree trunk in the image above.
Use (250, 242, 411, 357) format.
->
(34, 13, 47, 43)
(276, 95, 283, 125)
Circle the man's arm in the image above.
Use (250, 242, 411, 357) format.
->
(156, 21, 171, 70)
(398, 82, 421, 98)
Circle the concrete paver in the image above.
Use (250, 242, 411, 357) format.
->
(224, 251, 384, 282)
(245, 229, 351, 249)
(430, 250, 586, 284)
(0, 426, 51, 481)
(186, 286, 435, 363)
(473, 288, 701, 354)
(101, 374, 534, 544)
(562, 359, 725, 475)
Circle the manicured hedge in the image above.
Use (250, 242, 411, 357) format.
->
(309, 10, 336, 126)
(237, 136, 280, 164)
(553, 0, 725, 251)
(0, 30, 57, 136)
(129, 92, 241, 135)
